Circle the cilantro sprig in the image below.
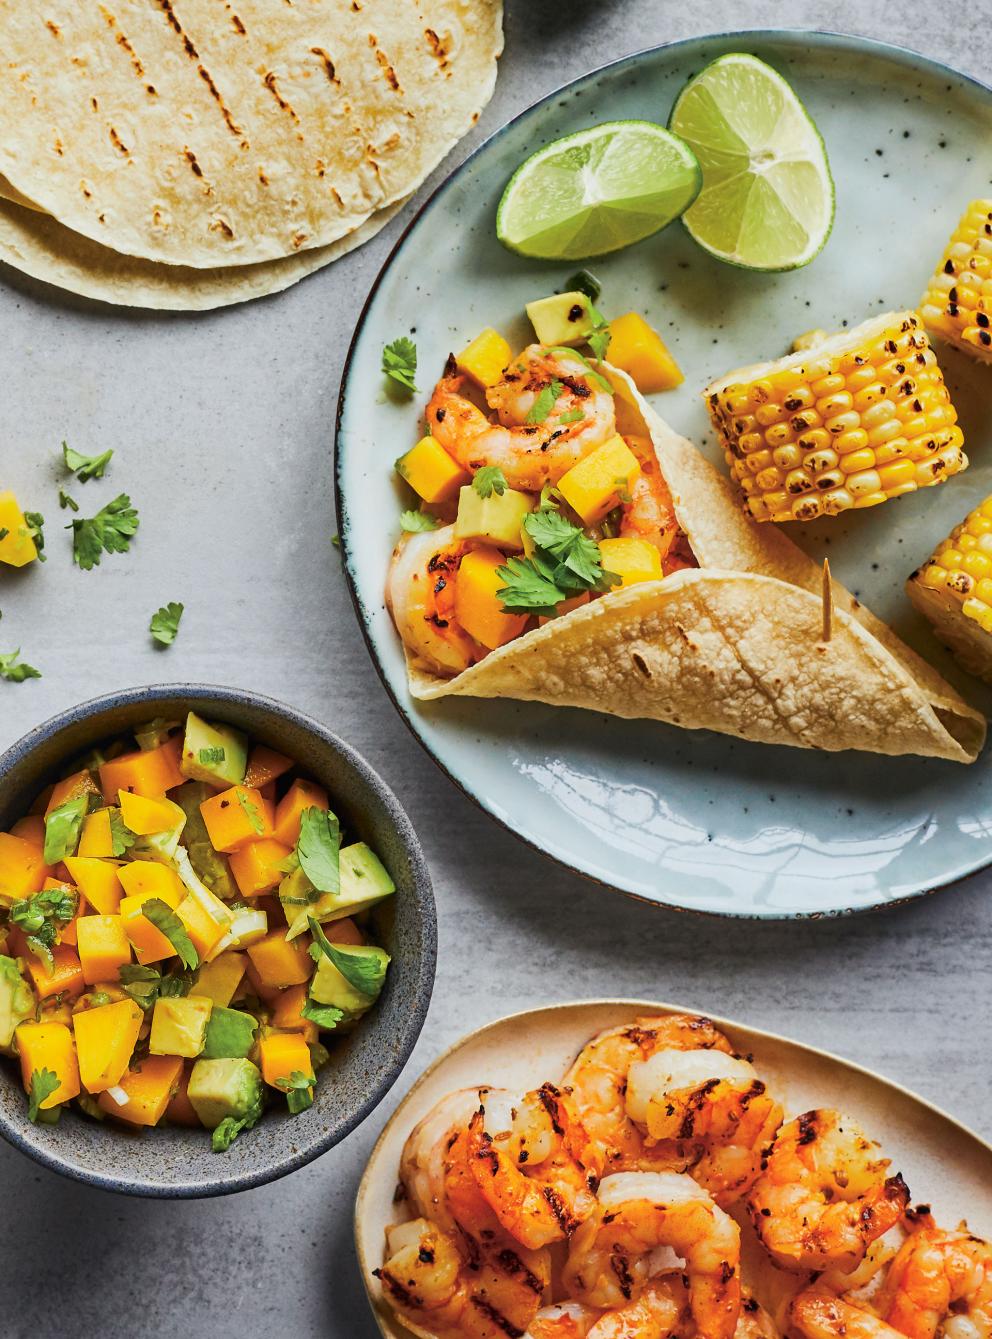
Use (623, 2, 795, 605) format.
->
(276, 1069, 316, 1115)
(119, 962, 196, 1010)
(526, 379, 563, 425)
(382, 337, 418, 394)
(301, 998, 345, 1030)
(0, 649, 41, 682)
(108, 808, 137, 856)
(141, 898, 199, 969)
(297, 807, 341, 895)
(496, 504, 619, 618)
(473, 466, 508, 498)
(43, 795, 89, 864)
(69, 493, 139, 570)
(212, 1088, 264, 1152)
(63, 442, 113, 482)
(27, 1068, 60, 1122)
(150, 601, 183, 646)
(399, 509, 440, 533)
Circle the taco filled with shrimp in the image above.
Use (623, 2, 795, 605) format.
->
(385, 336, 985, 763)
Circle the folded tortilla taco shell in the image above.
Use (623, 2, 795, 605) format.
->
(404, 367, 985, 763)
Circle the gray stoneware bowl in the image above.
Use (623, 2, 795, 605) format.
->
(0, 684, 436, 1197)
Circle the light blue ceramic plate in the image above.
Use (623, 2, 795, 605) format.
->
(337, 30, 992, 918)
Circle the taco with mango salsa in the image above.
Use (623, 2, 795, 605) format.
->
(385, 337, 984, 763)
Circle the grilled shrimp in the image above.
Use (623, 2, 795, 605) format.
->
(736, 1295, 780, 1339)
(466, 1083, 604, 1249)
(585, 1275, 692, 1339)
(746, 1111, 910, 1274)
(876, 1220, 992, 1339)
(562, 1172, 741, 1339)
(377, 1215, 550, 1339)
(527, 1302, 603, 1338)
(427, 346, 616, 491)
(788, 1293, 908, 1339)
(564, 1017, 780, 1206)
(386, 527, 481, 677)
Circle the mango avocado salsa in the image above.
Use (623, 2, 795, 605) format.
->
(0, 711, 395, 1150)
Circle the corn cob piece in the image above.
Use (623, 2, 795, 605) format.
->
(908, 496, 992, 681)
(704, 312, 966, 523)
(920, 199, 992, 363)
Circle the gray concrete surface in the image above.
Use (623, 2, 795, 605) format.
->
(1, 3, 989, 1335)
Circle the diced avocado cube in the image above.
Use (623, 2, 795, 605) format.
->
(0, 956, 36, 1050)
(172, 782, 237, 900)
(179, 712, 248, 790)
(526, 291, 595, 347)
(201, 1006, 258, 1060)
(310, 944, 390, 1020)
(284, 842, 396, 940)
(454, 485, 533, 550)
(187, 1057, 263, 1130)
(149, 994, 214, 1059)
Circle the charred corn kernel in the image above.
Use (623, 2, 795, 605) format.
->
(259, 1031, 314, 1089)
(73, 999, 143, 1093)
(704, 313, 967, 522)
(272, 779, 328, 849)
(456, 328, 513, 388)
(98, 737, 185, 803)
(598, 538, 664, 587)
(396, 436, 470, 505)
(921, 200, 992, 363)
(63, 857, 124, 915)
(17, 1022, 79, 1107)
(0, 832, 50, 903)
(606, 312, 683, 392)
(76, 915, 132, 985)
(792, 329, 829, 353)
(454, 547, 530, 650)
(199, 786, 274, 853)
(78, 810, 114, 859)
(194, 951, 247, 1008)
(97, 1054, 183, 1126)
(557, 434, 642, 524)
(0, 491, 39, 567)
(228, 838, 293, 897)
(118, 791, 185, 837)
(908, 493, 992, 681)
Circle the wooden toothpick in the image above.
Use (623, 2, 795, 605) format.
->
(821, 557, 833, 644)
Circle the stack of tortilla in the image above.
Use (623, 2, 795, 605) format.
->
(0, 0, 503, 308)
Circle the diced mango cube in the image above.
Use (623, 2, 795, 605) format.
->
(456, 328, 513, 389)
(271, 983, 318, 1045)
(199, 786, 274, 854)
(46, 769, 100, 815)
(72, 998, 143, 1092)
(598, 537, 664, 587)
(272, 779, 328, 849)
(228, 838, 293, 897)
(243, 746, 294, 789)
(195, 952, 247, 1008)
(0, 832, 50, 903)
(0, 491, 39, 567)
(455, 547, 529, 650)
(259, 1030, 314, 1089)
(76, 915, 132, 985)
(98, 736, 185, 803)
(17, 1021, 80, 1106)
(246, 930, 313, 988)
(118, 861, 184, 902)
(10, 815, 45, 849)
(23, 942, 85, 1001)
(557, 434, 642, 525)
(119, 876, 183, 964)
(149, 995, 213, 1058)
(175, 896, 228, 961)
(118, 791, 185, 837)
(396, 436, 470, 505)
(164, 1062, 202, 1126)
(606, 312, 683, 393)
(97, 1053, 183, 1126)
(78, 810, 114, 858)
(63, 857, 124, 915)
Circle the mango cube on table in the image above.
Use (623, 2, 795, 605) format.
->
(0, 491, 39, 567)
(606, 312, 683, 393)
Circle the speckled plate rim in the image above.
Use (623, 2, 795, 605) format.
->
(0, 682, 437, 1197)
(335, 28, 992, 921)
(352, 998, 992, 1339)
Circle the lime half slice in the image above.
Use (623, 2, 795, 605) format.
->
(669, 53, 834, 270)
(496, 120, 701, 261)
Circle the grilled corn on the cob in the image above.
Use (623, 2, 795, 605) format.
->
(705, 312, 966, 523)
(908, 496, 992, 682)
(920, 199, 992, 363)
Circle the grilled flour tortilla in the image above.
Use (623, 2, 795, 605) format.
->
(406, 368, 985, 763)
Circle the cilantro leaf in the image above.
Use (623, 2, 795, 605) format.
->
(11, 887, 77, 949)
(198, 746, 225, 766)
(0, 649, 41, 682)
(212, 1087, 263, 1152)
(69, 494, 139, 570)
(63, 442, 113, 482)
(564, 269, 601, 302)
(473, 466, 508, 498)
(308, 917, 390, 999)
(0, 528, 7, 541)
(382, 337, 418, 394)
(525, 379, 562, 425)
(558, 408, 585, 425)
(523, 509, 607, 589)
(296, 807, 341, 895)
(301, 998, 345, 1030)
(27, 1068, 60, 1122)
(118, 963, 163, 1010)
(496, 503, 618, 617)
(545, 347, 613, 394)
(237, 789, 264, 836)
(275, 1069, 316, 1114)
(496, 552, 567, 618)
(59, 488, 79, 513)
(149, 601, 183, 647)
(141, 898, 199, 969)
(23, 512, 45, 562)
(108, 808, 137, 857)
(399, 509, 440, 533)
(43, 795, 88, 864)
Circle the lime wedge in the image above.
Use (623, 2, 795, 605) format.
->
(669, 53, 834, 270)
(496, 120, 701, 260)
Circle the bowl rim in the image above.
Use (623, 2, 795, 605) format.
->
(0, 681, 437, 1198)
